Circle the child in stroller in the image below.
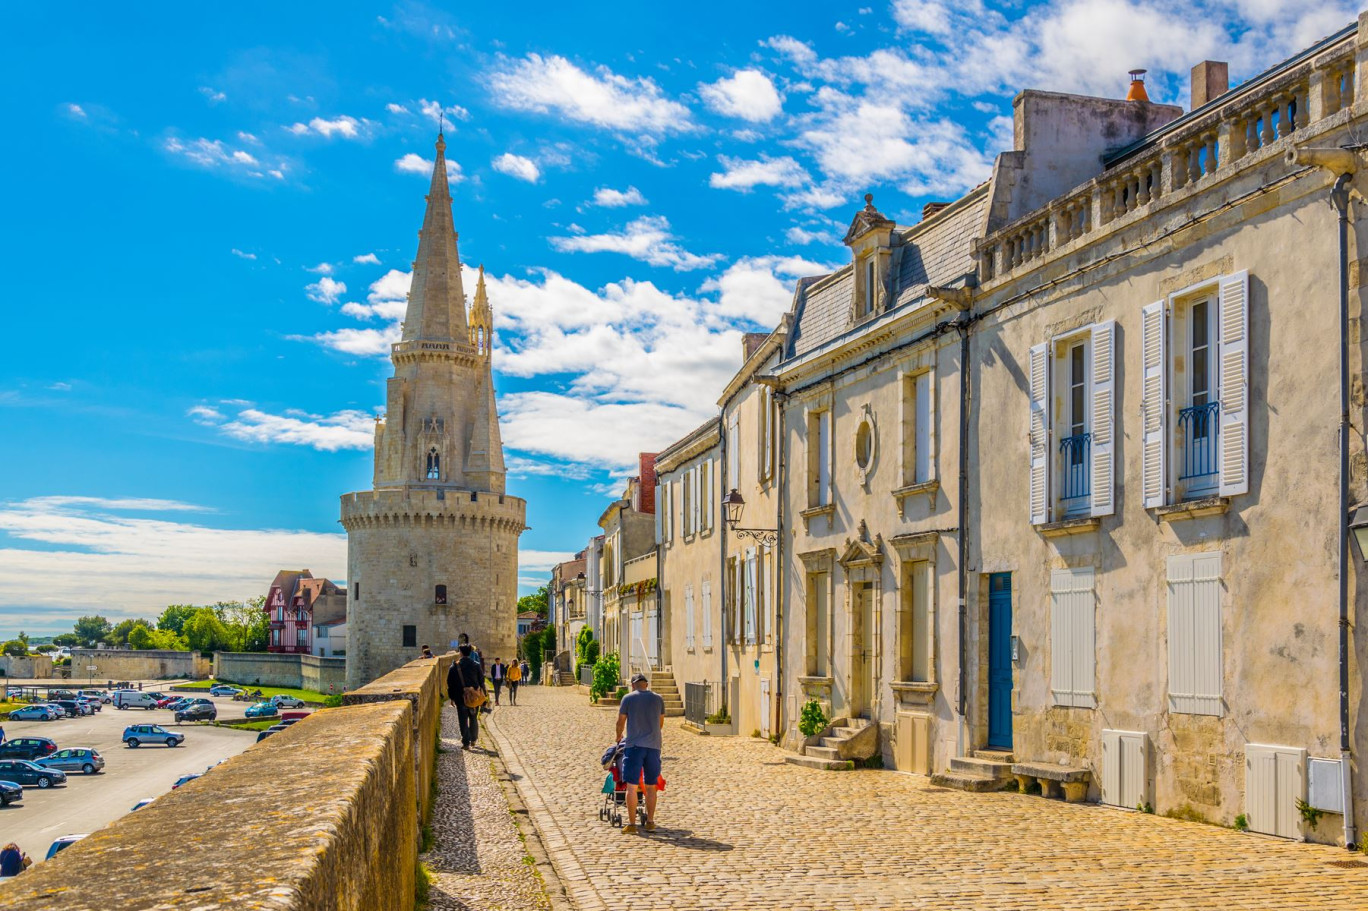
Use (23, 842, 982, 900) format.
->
(597, 739, 665, 828)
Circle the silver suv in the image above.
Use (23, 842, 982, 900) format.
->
(122, 724, 184, 748)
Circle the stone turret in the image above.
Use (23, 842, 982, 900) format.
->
(341, 132, 526, 689)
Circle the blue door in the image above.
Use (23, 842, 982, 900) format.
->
(987, 573, 1013, 750)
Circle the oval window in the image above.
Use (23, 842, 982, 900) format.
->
(855, 420, 873, 469)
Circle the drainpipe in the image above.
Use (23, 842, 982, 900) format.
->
(718, 414, 730, 717)
(955, 316, 972, 747)
(1288, 146, 1358, 850)
(775, 390, 788, 740)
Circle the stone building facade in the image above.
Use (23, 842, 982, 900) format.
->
(341, 133, 526, 688)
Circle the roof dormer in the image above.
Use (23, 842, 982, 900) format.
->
(844, 194, 896, 323)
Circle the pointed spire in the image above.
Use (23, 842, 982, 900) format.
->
(401, 132, 468, 345)
(464, 370, 507, 494)
(469, 264, 493, 356)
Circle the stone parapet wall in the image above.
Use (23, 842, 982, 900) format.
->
(69, 648, 206, 681)
(214, 652, 346, 693)
(0, 656, 54, 678)
(0, 656, 453, 910)
(340, 486, 527, 533)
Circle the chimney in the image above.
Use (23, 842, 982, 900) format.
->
(1126, 69, 1150, 103)
(921, 201, 950, 221)
(1190, 60, 1229, 110)
(637, 453, 658, 514)
(742, 332, 769, 361)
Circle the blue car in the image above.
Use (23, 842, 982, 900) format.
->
(0, 779, 22, 806)
(8, 705, 58, 721)
(244, 701, 279, 719)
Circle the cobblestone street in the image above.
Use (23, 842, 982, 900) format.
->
(482, 686, 1368, 911)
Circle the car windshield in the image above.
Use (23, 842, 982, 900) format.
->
(149, 726, 166, 734)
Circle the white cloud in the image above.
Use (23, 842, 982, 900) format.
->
(700, 255, 831, 324)
(549, 216, 722, 271)
(192, 405, 375, 451)
(785, 225, 839, 245)
(305, 269, 409, 355)
(488, 53, 692, 135)
(0, 496, 345, 632)
(395, 153, 464, 182)
(305, 276, 346, 304)
(353, 252, 381, 265)
(591, 186, 647, 208)
(709, 154, 809, 190)
(699, 69, 785, 122)
(492, 152, 541, 182)
(66, 103, 87, 119)
(386, 103, 410, 115)
(199, 86, 226, 104)
(164, 136, 286, 180)
(230, 248, 256, 260)
(306, 262, 334, 274)
(286, 115, 368, 139)
(419, 99, 470, 124)
(500, 393, 712, 470)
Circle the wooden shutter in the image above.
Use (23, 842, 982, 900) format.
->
(1246, 744, 1306, 838)
(1167, 552, 1223, 716)
(1102, 729, 1148, 808)
(704, 459, 714, 531)
(744, 548, 757, 644)
(1090, 321, 1116, 517)
(654, 484, 663, 543)
(916, 371, 934, 484)
(1050, 567, 1095, 707)
(701, 579, 713, 647)
(1141, 300, 1167, 508)
(817, 412, 831, 506)
(684, 585, 695, 649)
(1218, 271, 1249, 497)
(1029, 343, 1051, 524)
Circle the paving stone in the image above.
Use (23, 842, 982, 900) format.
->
(483, 686, 1368, 910)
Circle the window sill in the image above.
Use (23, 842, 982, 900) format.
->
(1036, 515, 1101, 537)
(889, 681, 939, 696)
(800, 504, 835, 529)
(1155, 496, 1230, 522)
(798, 675, 834, 689)
(892, 480, 939, 516)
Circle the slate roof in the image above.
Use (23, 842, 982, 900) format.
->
(787, 186, 987, 360)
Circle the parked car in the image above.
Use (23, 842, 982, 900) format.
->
(0, 738, 58, 761)
(244, 702, 279, 720)
(172, 772, 201, 789)
(47, 700, 83, 718)
(48, 690, 77, 701)
(270, 694, 306, 709)
(255, 728, 279, 743)
(122, 724, 184, 748)
(0, 779, 22, 806)
(175, 703, 216, 723)
(130, 797, 156, 812)
(0, 759, 66, 788)
(278, 717, 304, 727)
(154, 696, 180, 708)
(7, 705, 59, 722)
(112, 691, 158, 710)
(77, 689, 108, 703)
(209, 684, 243, 697)
(35, 748, 104, 775)
(44, 835, 85, 860)
(77, 697, 102, 713)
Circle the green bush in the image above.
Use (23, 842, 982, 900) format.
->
(704, 709, 730, 725)
(798, 699, 829, 738)
(1234, 813, 1250, 832)
(323, 694, 344, 708)
(590, 652, 620, 701)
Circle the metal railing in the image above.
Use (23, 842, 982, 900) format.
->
(1178, 401, 1220, 485)
(1058, 432, 1092, 512)
(684, 682, 711, 725)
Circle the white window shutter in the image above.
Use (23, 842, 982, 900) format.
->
(817, 412, 831, 506)
(690, 467, 700, 535)
(1049, 570, 1071, 702)
(1168, 552, 1223, 716)
(1218, 271, 1249, 497)
(744, 549, 757, 644)
(704, 460, 714, 531)
(1141, 300, 1168, 508)
(685, 585, 695, 648)
(654, 484, 662, 543)
(705, 577, 716, 642)
(1050, 568, 1095, 707)
(1089, 321, 1116, 517)
(915, 371, 934, 484)
(1029, 343, 1051, 524)
(1167, 554, 1196, 714)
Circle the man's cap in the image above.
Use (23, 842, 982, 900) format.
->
(630, 672, 648, 684)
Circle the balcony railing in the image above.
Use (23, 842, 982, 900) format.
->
(1178, 401, 1220, 488)
(684, 682, 712, 726)
(1059, 432, 1092, 513)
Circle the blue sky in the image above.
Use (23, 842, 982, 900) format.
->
(0, 1, 1354, 636)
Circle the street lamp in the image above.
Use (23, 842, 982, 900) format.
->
(722, 489, 779, 545)
(1349, 505, 1368, 559)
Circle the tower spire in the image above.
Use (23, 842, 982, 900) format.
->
(401, 132, 468, 345)
(469, 264, 492, 357)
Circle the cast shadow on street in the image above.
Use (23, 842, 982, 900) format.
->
(645, 828, 734, 851)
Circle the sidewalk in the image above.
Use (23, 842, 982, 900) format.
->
(486, 686, 1368, 911)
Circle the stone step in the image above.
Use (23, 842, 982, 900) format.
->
(784, 753, 855, 772)
(930, 770, 1016, 793)
(819, 736, 846, 750)
(805, 745, 842, 760)
(950, 756, 1014, 778)
(973, 749, 1015, 763)
(653, 686, 680, 696)
(664, 708, 685, 717)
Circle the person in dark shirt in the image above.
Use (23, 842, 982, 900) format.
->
(0, 842, 29, 877)
(448, 645, 488, 750)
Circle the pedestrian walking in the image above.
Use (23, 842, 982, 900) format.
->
(520, 658, 530, 685)
(507, 659, 521, 704)
(490, 658, 505, 705)
(0, 724, 6, 744)
(615, 672, 665, 834)
(448, 645, 487, 751)
(459, 632, 484, 674)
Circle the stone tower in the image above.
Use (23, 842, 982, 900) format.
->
(341, 132, 526, 688)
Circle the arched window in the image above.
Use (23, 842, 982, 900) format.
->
(426, 447, 440, 479)
(435, 584, 447, 605)
(477, 327, 486, 355)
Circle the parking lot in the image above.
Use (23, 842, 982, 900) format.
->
(0, 692, 261, 865)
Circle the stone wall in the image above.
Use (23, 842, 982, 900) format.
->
(0, 656, 53, 678)
(214, 652, 346, 693)
(1, 656, 450, 910)
(68, 648, 206, 681)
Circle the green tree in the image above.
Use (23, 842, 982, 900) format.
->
(72, 615, 112, 648)
(184, 607, 230, 654)
(157, 604, 198, 636)
(126, 624, 154, 650)
(217, 599, 269, 652)
(52, 633, 79, 647)
(109, 618, 149, 648)
(517, 585, 549, 617)
(2, 639, 29, 657)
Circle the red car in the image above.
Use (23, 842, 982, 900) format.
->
(154, 696, 180, 708)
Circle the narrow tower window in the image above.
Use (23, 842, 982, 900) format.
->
(426, 447, 441, 479)
(435, 584, 447, 605)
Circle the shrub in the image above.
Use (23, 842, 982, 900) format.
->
(798, 699, 829, 738)
(323, 694, 344, 708)
(704, 709, 730, 725)
(1233, 813, 1249, 832)
(590, 652, 620, 702)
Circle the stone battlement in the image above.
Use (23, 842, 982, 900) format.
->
(340, 486, 527, 532)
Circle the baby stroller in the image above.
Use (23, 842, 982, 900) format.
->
(597, 740, 665, 828)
